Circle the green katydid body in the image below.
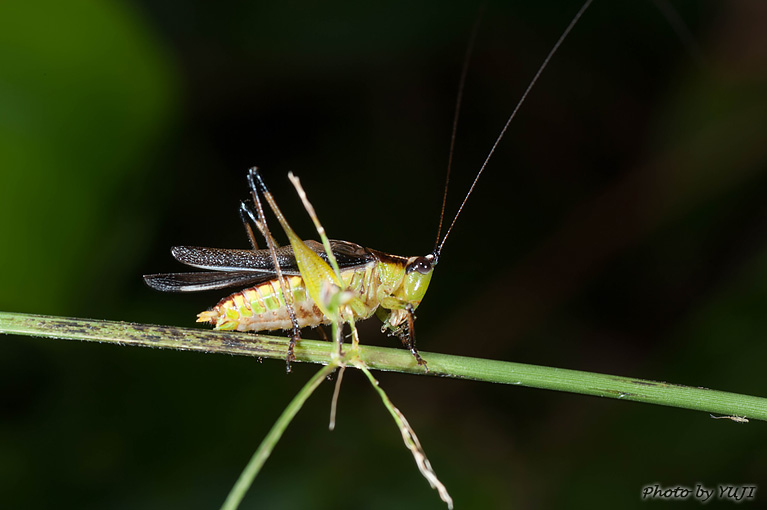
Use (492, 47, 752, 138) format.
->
(144, 168, 438, 366)
(145, 0, 592, 367)
(146, 0, 592, 365)
(197, 243, 434, 336)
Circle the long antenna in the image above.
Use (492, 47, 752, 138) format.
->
(434, 7, 484, 253)
(436, 0, 593, 257)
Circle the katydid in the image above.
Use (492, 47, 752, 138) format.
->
(143, 0, 593, 369)
(144, 167, 435, 368)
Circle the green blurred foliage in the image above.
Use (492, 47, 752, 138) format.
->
(0, 0, 176, 314)
(2, 0, 767, 508)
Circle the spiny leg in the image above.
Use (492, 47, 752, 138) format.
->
(287, 173, 348, 359)
(404, 305, 427, 370)
(246, 167, 301, 371)
(286, 174, 342, 277)
(348, 318, 359, 352)
(240, 200, 281, 250)
(251, 170, 355, 364)
(238, 201, 260, 250)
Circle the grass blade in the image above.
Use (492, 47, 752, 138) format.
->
(220, 363, 337, 510)
(2, 311, 766, 421)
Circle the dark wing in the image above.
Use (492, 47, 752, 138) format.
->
(171, 240, 376, 273)
(143, 270, 279, 292)
(171, 245, 303, 272)
(328, 239, 377, 268)
(145, 239, 378, 293)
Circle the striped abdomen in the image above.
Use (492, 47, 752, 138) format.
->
(197, 264, 380, 332)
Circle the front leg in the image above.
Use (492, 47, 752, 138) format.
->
(247, 167, 301, 372)
(377, 305, 428, 370)
(404, 304, 427, 369)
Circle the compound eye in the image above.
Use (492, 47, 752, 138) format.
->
(406, 256, 433, 275)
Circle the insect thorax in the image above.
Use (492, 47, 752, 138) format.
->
(197, 261, 383, 331)
(196, 250, 434, 333)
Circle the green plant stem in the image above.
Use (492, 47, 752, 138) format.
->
(2, 311, 766, 421)
(220, 363, 336, 510)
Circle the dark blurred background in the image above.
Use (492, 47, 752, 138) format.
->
(2, 0, 766, 508)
